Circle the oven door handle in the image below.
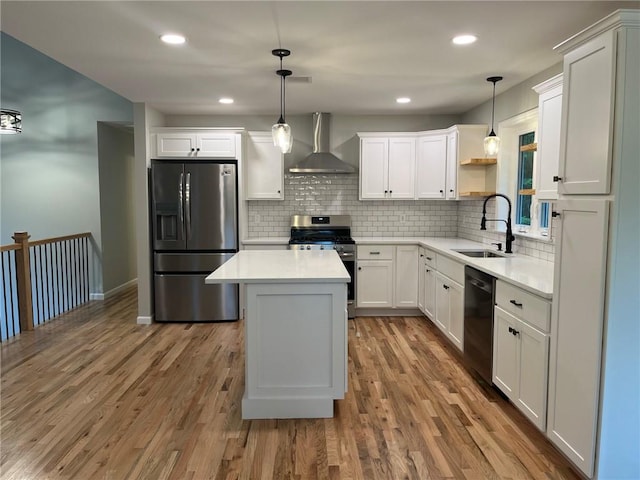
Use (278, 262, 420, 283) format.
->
(338, 251, 355, 258)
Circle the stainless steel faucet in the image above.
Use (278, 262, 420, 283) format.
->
(481, 194, 515, 254)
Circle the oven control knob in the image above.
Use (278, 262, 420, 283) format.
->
(333, 245, 337, 250)
(306, 245, 311, 250)
(320, 245, 324, 250)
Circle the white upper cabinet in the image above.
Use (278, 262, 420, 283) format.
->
(416, 133, 448, 199)
(533, 74, 563, 200)
(445, 132, 458, 199)
(448, 125, 495, 199)
(388, 138, 416, 199)
(556, 30, 615, 194)
(156, 131, 238, 158)
(359, 135, 416, 200)
(245, 132, 284, 200)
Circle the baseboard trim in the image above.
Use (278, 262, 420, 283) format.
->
(90, 279, 137, 302)
(137, 316, 153, 325)
(355, 307, 422, 317)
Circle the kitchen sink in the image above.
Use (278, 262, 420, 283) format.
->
(454, 249, 507, 258)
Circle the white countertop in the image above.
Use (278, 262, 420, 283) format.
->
(354, 236, 554, 298)
(205, 250, 351, 284)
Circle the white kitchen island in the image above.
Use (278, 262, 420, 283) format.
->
(205, 250, 350, 419)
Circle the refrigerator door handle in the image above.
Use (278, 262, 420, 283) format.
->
(185, 171, 192, 240)
(178, 172, 184, 238)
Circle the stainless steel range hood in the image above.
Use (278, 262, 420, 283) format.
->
(289, 112, 356, 174)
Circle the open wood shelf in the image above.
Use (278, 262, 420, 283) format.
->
(520, 142, 537, 152)
(459, 191, 496, 197)
(518, 188, 536, 195)
(460, 157, 497, 166)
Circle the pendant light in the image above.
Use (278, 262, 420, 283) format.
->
(0, 109, 22, 135)
(484, 76, 503, 157)
(272, 48, 293, 154)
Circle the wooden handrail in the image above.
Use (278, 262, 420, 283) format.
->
(0, 244, 21, 253)
(29, 232, 91, 247)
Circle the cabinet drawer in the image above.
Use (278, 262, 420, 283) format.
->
(357, 245, 394, 260)
(495, 280, 550, 332)
(436, 254, 464, 284)
(423, 248, 437, 268)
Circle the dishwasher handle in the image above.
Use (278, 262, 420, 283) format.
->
(467, 277, 493, 294)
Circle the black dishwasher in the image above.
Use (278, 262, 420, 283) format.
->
(463, 266, 496, 384)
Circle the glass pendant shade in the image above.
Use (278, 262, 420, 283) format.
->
(0, 109, 22, 134)
(272, 120, 292, 153)
(484, 76, 503, 157)
(484, 131, 500, 157)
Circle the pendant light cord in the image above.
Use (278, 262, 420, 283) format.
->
(490, 80, 496, 134)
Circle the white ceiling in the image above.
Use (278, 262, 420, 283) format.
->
(1, 1, 636, 116)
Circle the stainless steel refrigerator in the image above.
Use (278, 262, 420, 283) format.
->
(151, 160, 238, 322)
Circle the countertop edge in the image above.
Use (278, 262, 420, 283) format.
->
(354, 236, 553, 299)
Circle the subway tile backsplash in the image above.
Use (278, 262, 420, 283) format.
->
(457, 200, 556, 261)
(247, 174, 458, 238)
(247, 174, 555, 261)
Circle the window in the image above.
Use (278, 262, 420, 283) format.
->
(495, 109, 551, 240)
(515, 132, 535, 227)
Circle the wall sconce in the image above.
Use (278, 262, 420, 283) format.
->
(0, 109, 22, 135)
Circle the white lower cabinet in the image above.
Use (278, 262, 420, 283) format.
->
(493, 280, 550, 431)
(356, 259, 394, 308)
(356, 244, 417, 309)
(394, 245, 418, 307)
(434, 271, 464, 351)
(424, 267, 436, 321)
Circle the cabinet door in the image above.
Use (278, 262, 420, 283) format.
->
(493, 306, 519, 400)
(445, 132, 458, 199)
(558, 30, 615, 194)
(435, 273, 450, 334)
(447, 280, 464, 351)
(416, 135, 447, 199)
(388, 137, 416, 199)
(394, 245, 418, 307)
(517, 318, 549, 431)
(246, 133, 284, 200)
(197, 133, 237, 158)
(360, 138, 389, 199)
(547, 199, 609, 477)
(356, 260, 393, 308)
(417, 249, 426, 313)
(424, 267, 436, 321)
(536, 82, 563, 200)
(156, 133, 197, 157)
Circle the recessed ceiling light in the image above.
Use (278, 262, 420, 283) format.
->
(219, 98, 234, 104)
(160, 34, 186, 45)
(452, 34, 477, 45)
(396, 97, 411, 104)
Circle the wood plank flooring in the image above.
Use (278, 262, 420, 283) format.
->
(1, 286, 582, 479)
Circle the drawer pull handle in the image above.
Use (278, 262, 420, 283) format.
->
(510, 299, 523, 308)
(426, 256, 432, 261)
(508, 326, 520, 336)
(369, 251, 381, 255)
(443, 284, 450, 290)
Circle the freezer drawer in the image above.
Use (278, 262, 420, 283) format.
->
(155, 252, 235, 273)
(154, 274, 238, 322)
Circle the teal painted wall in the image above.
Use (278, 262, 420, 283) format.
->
(0, 32, 133, 293)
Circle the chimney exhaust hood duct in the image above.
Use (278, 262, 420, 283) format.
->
(289, 112, 356, 174)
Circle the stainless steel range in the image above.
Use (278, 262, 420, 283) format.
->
(288, 215, 356, 318)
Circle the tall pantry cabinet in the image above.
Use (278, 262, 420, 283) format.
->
(547, 10, 639, 479)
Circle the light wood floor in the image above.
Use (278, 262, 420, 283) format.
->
(1, 286, 581, 480)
